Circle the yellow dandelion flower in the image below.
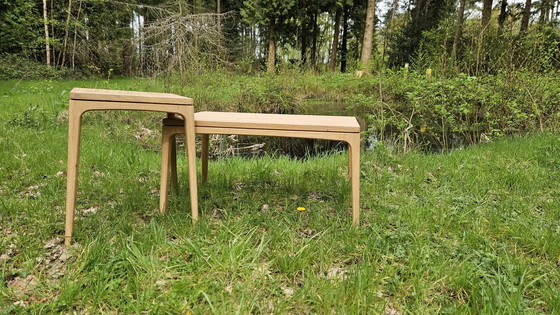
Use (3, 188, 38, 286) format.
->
(297, 207, 306, 211)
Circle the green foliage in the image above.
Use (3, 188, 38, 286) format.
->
(387, 0, 456, 68)
(241, 0, 297, 26)
(237, 77, 298, 114)
(351, 70, 560, 152)
(0, 0, 42, 54)
(7, 105, 49, 130)
(0, 54, 83, 80)
(402, 8, 560, 76)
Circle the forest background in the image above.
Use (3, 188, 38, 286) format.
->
(1, 0, 559, 152)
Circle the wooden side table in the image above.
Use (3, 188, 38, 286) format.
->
(65, 88, 198, 246)
(160, 111, 361, 225)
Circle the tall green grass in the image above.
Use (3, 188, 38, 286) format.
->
(0, 78, 559, 313)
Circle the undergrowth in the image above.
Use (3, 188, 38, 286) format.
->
(0, 77, 559, 313)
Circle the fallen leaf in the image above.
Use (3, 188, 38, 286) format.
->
(307, 192, 323, 201)
(58, 251, 72, 262)
(82, 207, 98, 215)
(325, 267, 348, 280)
(282, 286, 294, 298)
(224, 285, 233, 293)
(13, 300, 27, 307)
(299, 229, 315, 237)
(385, 305, 401, 315)
(252, 263, 271, 278)
(0, 253, 12, 263)
(44, 237, 63, 249)
(8, 275, 38, 299)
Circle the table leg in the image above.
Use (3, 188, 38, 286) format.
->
(159, 125, 172, 215)
(349, 135, 360, 226)
(181, 107, 199, 221)
(170, 135, 178, 192)
(201, 134, 209, 183)
(65, 103, 83, 246)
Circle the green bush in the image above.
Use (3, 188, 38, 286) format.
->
(0, 54, 85, 80)
(352, 70, 560, 152)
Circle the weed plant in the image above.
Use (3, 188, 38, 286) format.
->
(0, 78, 559, 313)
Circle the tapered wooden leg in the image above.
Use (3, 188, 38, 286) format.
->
(182, 107, 199, 221)
(170, 135, 178, 192)
(348, 135, 360, 226)
(65, 103, 83, 246)
(159, 127, 172, 215)
(201, 134, 209, 183)
(348, 142, 353, 181)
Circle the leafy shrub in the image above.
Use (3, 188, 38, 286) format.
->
(237, 78, 298, 114)
(351, 70, 560, 152)
(7, 105, 49, 129)
(0, 54, 85, 80)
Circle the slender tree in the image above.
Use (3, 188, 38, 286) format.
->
(340, 1, 348, 72)
(217, 0, 221, 46)
(359, 0, 376, 73)
(61, 0, 73, 67)
(452, 0, 466, 62)
(50, 0, 56, 66)
(329, 6, 342, 72)
(310, 12, 317, 69)
(539, 0, 552, 23)
(498, 0, 508, 33)
(71, 0, 82, 69)
(42, 0, 51, 66)
(267, 20, 276, 73)
(241, 0, 296, 74)
(381, 0, 399, 63)
(481, 0, 493, 30)
(520, 0, 532, 32)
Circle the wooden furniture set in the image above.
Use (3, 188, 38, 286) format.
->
(65, 88, 361, 245)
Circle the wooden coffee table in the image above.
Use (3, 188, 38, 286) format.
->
(160, 111, 361, 225)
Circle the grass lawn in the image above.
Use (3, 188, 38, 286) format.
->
(0, 78, 559, 313)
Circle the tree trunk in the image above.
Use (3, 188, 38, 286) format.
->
(360, 0, 376, 73)
(217, 0, 221, 47)
(382, 0, 399, 63)
(42, 0, 51, 66)
(539, 0, 551, 23)
(267, 21, 276, 74)
(301, 21, 308, 67)
(50, 0, 56, 66)
(71, 0, 82, 69)
(340, 3, 348, 73)
(329, 7, 341, 72)
(452, 0, 466, 61)
(498, 0, 508, 33)
(61, 0, 73, 67)
(311, 12, 318, 70)
(520, 0, 531, 32)
(414, 0, 424, 24)
(481, 0, 493, 30)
